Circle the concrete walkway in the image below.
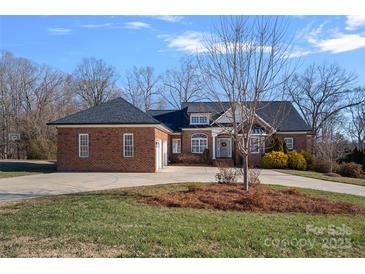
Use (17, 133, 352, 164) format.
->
(0, 166, 365, 201)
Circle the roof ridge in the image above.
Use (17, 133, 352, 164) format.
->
(47, 97, 161, 125)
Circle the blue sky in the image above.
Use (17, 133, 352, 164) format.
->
(1, 15, 365, 85)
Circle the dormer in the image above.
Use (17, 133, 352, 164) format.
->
(189, 113, 210, 125)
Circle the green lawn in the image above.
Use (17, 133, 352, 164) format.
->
(276, 169, 365, 187)
(0, 183, 364, 258)
(0, 161, 56, 179)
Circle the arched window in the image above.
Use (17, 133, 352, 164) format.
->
(191, 133, 208, 154)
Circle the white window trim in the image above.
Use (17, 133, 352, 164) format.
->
(249, 137, 265, 154)
(172, 138, 181, 154)
(190, 114, 210, 125)
(250, 137, 260, 154)
(123, 133, 134, 158)
(78, 133, 89, 158)
(191, 133, 208, 154)
(284, 137, 294, 150)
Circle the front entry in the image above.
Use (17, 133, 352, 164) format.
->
(218, 138, 232, 158)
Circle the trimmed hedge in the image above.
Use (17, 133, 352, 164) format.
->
(261, 151, 288, 169)
(287, 151, 307, 170)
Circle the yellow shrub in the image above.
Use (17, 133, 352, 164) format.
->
(261, 151, 288, 169)
(287, 151, 307, 170)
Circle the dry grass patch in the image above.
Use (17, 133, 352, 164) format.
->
(0, 236, 126, 258)
(141, 184, 365, 215)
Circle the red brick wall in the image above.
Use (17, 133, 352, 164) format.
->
(180, 129, 213, 162)
(275, 133, 312, 153)
(57, 127, 157, 172)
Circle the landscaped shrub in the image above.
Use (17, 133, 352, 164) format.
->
(215, 166, 239, 183)
(287, 151, 307, 170)
(248, 168, 261, 184)
(300, 150, 313, 170)
(202, 148, 210, 164)
(338, 162, 363, 178)
(282, 141, 289, 154)
(261, 151, 288, 169)
(270, 138, 284, 152)
(342, 148, 365, 171)
(310, 158, 335, 173)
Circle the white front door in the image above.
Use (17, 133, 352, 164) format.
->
(218, 138, 232, 158)
(156, 140, 162, 170)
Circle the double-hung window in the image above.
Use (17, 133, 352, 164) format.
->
(250, 137, 260, 154)
(284, 137, 294, 150)
(79, 134, 89, 158)
(191, 133, 208, 153)
(123, 133, 134, 157)
(172, 139, 181, 154)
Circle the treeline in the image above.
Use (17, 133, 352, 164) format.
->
(1, 48, 365, 161)
(0, 51, 203, 159)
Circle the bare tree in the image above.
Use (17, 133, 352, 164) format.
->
(316, 117, 351, 172)
(162, 57, 203, 109)
(348, 92, 365, 150)
(123, 66, 160, 111)
(285, 63, 362, 146)
(199, 16, 294, 190)
(0, 51, 78, 159)
(73, 57, 119, 107)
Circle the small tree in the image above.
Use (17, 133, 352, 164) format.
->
(199, 16, 294, 190)
(316, 119, 351, 173)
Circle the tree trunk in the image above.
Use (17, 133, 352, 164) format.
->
(243, 154, 249, 191)
(232, 140, 237, 166)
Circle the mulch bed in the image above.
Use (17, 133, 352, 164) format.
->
(140, 184, 365, 215)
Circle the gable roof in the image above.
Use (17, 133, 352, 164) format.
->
(156, 101, 311, 132)
(48, 97, 160, 125)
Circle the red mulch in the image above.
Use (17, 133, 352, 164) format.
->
(140, 184, 365, 215)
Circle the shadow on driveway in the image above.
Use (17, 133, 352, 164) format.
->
(0, 160, 56, 173)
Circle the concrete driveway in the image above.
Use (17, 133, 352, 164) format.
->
(0, 166, 365, 201)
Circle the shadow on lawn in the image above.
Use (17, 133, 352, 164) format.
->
(0, 161, 56, 173)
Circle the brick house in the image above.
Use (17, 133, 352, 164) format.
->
(48, 98, 312, 172)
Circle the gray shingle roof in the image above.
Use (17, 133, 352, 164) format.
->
(48, 97, 160, 125)
(147, 108, 190, 131)
(154, 101, 312, 132)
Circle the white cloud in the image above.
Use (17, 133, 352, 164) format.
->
(48, 27, 72, 35)
(124, 21, 151, 29)
(309, 32, 365, 53)
(162, 32, 207, 53)
(303, 22, 365, 54)
(152, 16, 184, 23)
(346, 15, 365, 30)
(81, 23, 115, 28)
(161, 32, 280, 55)
(286, 49, 313, 58)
